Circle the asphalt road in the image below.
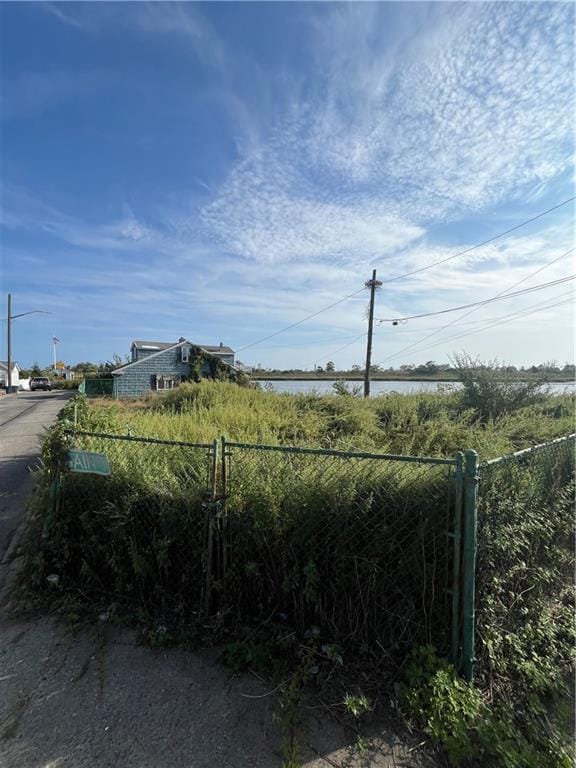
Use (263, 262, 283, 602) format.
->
(0, 391, 70, 563)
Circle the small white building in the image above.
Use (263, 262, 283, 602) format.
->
(0, 361, 21, 391)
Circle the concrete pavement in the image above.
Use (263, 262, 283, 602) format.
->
(0, 614, 437, 768)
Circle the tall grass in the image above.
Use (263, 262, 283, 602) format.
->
(79, 380, 574, 459)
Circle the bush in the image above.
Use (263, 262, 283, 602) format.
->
(402, 645, 574, 767)
(50, 379, 80, 390)
(451, 353, 549, 422)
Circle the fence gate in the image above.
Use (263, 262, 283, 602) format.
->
(206, 438, 464, 670)
(59, 430, 217, 618)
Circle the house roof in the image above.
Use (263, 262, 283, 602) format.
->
(132, 340, 234, 354)
(0, 361, 21, 371)
(131, 341, 173, 351)
(202, 345, 235, 355)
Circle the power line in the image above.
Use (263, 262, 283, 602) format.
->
(375, 294, 572, 365)
(372, 247, 575, 367)
(379, 300, 574, 333)
(300, 331, 368, 371)
(235, 287, 366, 353)
(235, 197, 574, 357)
(382, 197, 575, 284)
(244, 331, 366, 353)
(376, 273, 574, 323)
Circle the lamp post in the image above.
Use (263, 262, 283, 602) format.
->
(5, 293, 51, 393)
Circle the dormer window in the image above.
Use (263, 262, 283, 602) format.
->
(181, 346, 190, 363)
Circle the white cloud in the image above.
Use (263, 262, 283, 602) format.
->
(201, 2, 574, 264)
(202, 189, 424, 264)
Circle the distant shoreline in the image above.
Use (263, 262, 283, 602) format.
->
(250, 373, 575, 383)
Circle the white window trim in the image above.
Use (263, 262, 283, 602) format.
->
(155, 375, 179, 391)
(181, 346, 190, 363)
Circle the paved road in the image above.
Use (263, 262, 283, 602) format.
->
(0, 391, 71, 564)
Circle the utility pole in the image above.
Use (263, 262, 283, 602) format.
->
(363, 269, 382, 398)
(4, 294, 51, 393)
(6, 293, 12, 393)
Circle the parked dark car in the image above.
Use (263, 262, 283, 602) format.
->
(30, 377, 52, 391)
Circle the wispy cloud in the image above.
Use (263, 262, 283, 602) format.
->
(43, 2, 86, 30)
(201, 2, 574, 265)
(42, 2, 227, 72)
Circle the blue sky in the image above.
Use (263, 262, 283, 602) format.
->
(0, 1, 574, 370)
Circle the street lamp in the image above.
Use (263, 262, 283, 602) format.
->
(5, 293, 51, 393)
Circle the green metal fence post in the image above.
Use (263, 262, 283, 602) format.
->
(461, 449, 479, 681)
(450, 451, 464, 666)
(221, 436, 228, 577)
(203, 438, 219, 616)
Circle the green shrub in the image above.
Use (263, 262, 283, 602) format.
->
(451, 353, 549, 422)
(402, 645, 574, 767)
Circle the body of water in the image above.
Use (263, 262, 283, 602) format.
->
(257, 379, 575, 396)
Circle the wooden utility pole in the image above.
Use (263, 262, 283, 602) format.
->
(363, 270, 382, 398)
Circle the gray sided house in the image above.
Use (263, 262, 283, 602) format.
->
(112, 338, 236, 398)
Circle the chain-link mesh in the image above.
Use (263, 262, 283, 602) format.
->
(475, 435, 575, 688)
(47, 431, 215, 619)
(218, 442, 458, 666)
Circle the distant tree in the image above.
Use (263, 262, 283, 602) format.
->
(73, 361, 99, 376)
(316, 365, 324, 373)
(112, 352, 130, 367)
(326, 361, 335, 373)
(31, 362, 42, 376)
(414, 360, 439, 374)
(351, 364, 362, 372)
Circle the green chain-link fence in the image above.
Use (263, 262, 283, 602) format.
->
(78, 378, 114, 396)
(40, 430, 575, 681)
(474, 434, 575, 687)
(47, 431, 216, 618)
(219, 440, 461, 669)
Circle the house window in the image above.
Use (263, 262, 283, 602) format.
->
(181, 346, 190, 363)
(154, 375, 180, 391)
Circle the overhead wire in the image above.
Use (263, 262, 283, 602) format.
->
(372, 247, 575, 368)
(235, 197, 574, 359)
(376, 273, 575, 323)
(235, 287, 366, 353)
(381, 196, 575, 284)
(248, 331, 367, 351)
(299, 331, 368, 370)
(375, 293, 572, 365)
(379, 300, 574, 333)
